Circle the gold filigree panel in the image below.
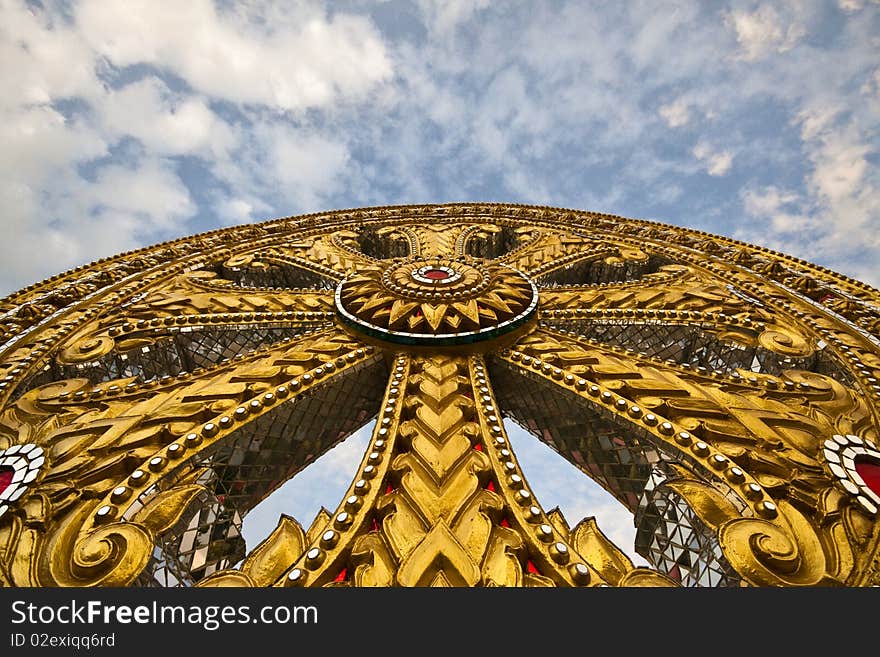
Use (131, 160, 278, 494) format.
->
(0, 203, 877, 587)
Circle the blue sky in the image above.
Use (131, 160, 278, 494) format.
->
(2, 0, 878, 563)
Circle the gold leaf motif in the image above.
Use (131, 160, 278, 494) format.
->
(414, 405, 465, 440)
(524, 572, 556, 587)
(662, 479, 741, 531)
(11, 526, 41, 586)
(827, 520, 855, 583)
(196, 571, 256, 587)
(421, 304, 447, 332)
(757, 326, 813, 357)
(479, 292, 512, 314)
(444, 312, 461, 329)
(410, 432, 471, 478)
(389, 300, 418, 326)
(351, 534, 396, 587)
(380, 494, 429, 560)
(718, 500, 838, 586)
(305, 508, 333, 547)
(114, 338, 155, 351)
(481, 527, 524, 587)
(418, 379, 460, 407)
(452, 491, 497, 563)
(618, 247, 649, 262)
(546, 507, 571, 540)
(453, 300, 480, 325)
(618, 568, 680, 587)
(131, 485, 207, 535)
(395, 451, 486, 523)
(43, 502, 153, 587)
(57, 335, 116, 364)
(241, 514, 306, 586)
(571, 517, 633, 586)
(23, 493, 52, 526)
(360, 292, 391, 315)
(397, 521, 481, 587)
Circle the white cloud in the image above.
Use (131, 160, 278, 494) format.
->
(0, 0, 398, 293)
(736, 99, 879, 288)
(742, 186, 800, 217)
(725, 5, 806, 61)
(810, 136, 869, 203)
(794, 105, 841, 141)
(861, 68, 880, 105)
(416, 0, 493, 36)
(1, 0, 874, 292)
(0, 0, 101, 105)
(471, 66, 534, 164)
(0, 156, 195, 293)
(794, 107, 872, 206)
(693, 141, 733, 176)
(75, 0, 393, 112)
(838, 0, 866, 11)
(99, 77, 238, 158)
(658, 99, 691, 128)
(742, 186, 811, 233)
(210, 120, 351, 214)
(0, 103, 106, 183)
(269, 131, 349, 198)
(82, 159, 196, 231)
(0, 105, 106, 294)
(214, 196, 272, 226)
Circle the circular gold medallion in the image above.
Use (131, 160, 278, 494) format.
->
(335, 256, 538, 345)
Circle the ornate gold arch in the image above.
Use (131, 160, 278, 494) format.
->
(0, 203, 878, 587)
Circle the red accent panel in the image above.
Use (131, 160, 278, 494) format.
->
(500, 517, 510, 528)
(0, 468, 13, 496)
(334, 568, 348, 582)
(856, 458, 880, 496)
(486, 480, 495, 492)
(385, 483, 394, 494)
(474, 443, 483, 451)
(526, 560, 540, 575)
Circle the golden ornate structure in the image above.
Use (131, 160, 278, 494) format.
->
(0, 202, 878, 587)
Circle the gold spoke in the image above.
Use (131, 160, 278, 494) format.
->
(537, 265, 749, 315)
(467, 354, 608, 586)
(55, 308, 337, 369)
(272, 354, 604, 586)
(499, 227, 599, 276)
(0, 328, 382, 585)
(267, 234, 377, 280)
(503, 324, 875, 585)
(130, 276, 336, 317)
(267, 353, 413, 587)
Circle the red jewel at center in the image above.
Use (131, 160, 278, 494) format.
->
(855, 458, 880, 496)
(424, 268, 451, 280)
(0, 467, 14, 496)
